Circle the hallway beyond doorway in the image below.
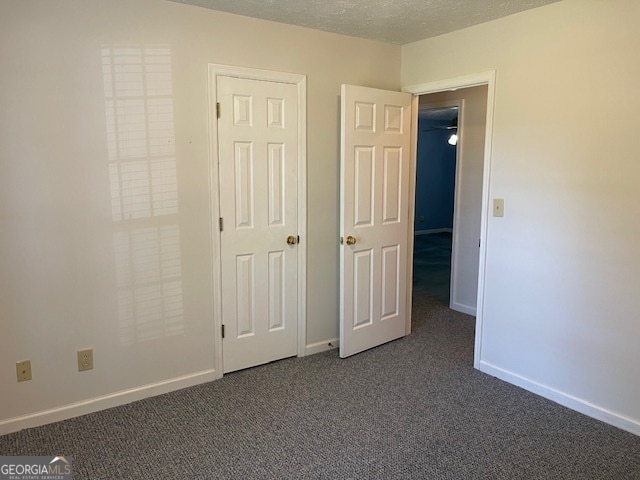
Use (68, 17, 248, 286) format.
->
(412, 232, 452, 304)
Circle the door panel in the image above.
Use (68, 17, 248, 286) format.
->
(381, 245, 400, 319)
(217, 75, 298, 373)
(340, 84, 412, 358)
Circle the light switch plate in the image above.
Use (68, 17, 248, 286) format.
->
(493, 198, 505, 217)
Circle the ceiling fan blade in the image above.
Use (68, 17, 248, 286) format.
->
(422, 125, 458, 132)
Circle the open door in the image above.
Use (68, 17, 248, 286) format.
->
(340, 84, 413, 358)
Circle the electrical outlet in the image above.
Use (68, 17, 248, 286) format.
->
(77, 348, 93, 372)
(16, 360, 32, 382)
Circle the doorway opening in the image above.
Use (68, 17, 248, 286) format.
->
(413, 104, 459, 305)
(411, 85, 488, 318)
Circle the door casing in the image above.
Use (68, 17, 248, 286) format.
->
(208, 64, 307, 377)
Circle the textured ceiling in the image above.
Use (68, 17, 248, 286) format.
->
(168, 0, 561, 45)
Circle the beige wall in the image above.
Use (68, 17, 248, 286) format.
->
(0, 0, 400, 431)
(419, 86, 487, 314)
(404, 0, 640, 433)
(4, 0, 638, 437)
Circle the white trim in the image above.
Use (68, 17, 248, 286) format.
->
(403, 72, 494, 95)
(305, 338, 339, 356)
(207, 64, 308, 369)
(449, 99, 465, 316)
(0, 370, 218, 436)
(450, 302, 476, 316)
(414, 228, 453, 235)
(207, 66, 224, 382)
(479, 361, 640, 436)
(297, 78, 308, 358)
(401, 70, 496, 371)
(208, 64, 307, 85)
(405, 95, 419, 335)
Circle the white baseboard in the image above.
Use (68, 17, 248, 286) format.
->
(415, 228, 453, 235)
(450, 302, 476, 316)
(305, 338, 339, 356)
(0, 369, 219, 436)
(479, 361, 640, 436)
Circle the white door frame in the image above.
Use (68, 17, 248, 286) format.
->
(208, 64, 307, 376)
(403, 71, 496, 369)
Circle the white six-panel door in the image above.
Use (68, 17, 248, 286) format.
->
(217, 75, 299, 373)
(340, 84, 412, 358)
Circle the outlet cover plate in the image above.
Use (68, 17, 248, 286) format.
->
(16, 360, 32, 382)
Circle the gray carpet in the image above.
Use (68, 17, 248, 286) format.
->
(1, 295, 639, 479)
(413, 233, 452, 303)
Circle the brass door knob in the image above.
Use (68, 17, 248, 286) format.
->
(345, 235, 357, 246)
(286, 235, 298, 245)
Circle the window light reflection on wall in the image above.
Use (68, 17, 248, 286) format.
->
(102, 46, 184, 346)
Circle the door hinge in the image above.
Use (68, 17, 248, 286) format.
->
(221, 324, 225, 339)
(216, 102, 220, 119)
(219, 217, 224, 232)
